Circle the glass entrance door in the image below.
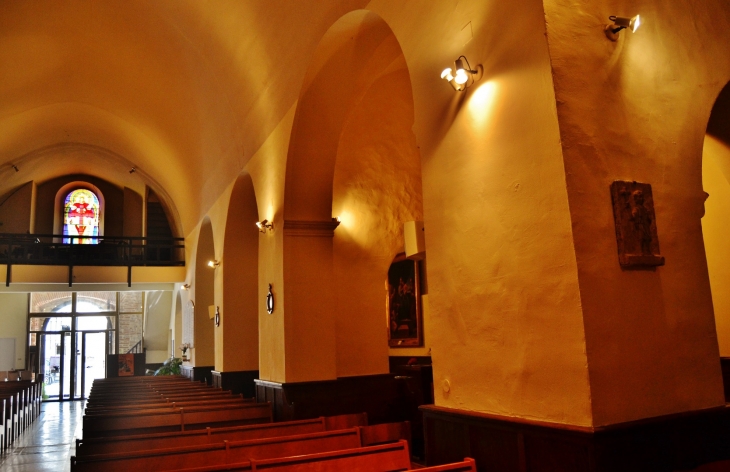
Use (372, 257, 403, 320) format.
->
(75, 331, 109, 399)
(29, 292, 122, 402)
(39, 332, 72, 400)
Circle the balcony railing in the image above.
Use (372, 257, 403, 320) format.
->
(0, 233, 185, 287)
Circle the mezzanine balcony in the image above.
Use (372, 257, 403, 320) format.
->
(0, 233, 185, 288)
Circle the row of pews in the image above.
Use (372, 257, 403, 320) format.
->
(0, 379, 42, 453)
(72, 375, 476, 471)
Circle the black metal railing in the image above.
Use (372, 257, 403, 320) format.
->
(0, 233, 185, 286)
(126, 340, 144, 354)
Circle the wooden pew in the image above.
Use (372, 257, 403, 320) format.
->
(171, 442, 476, 472)
(0, 389, 20, 443)
(169, 440, 413, 472)
(415, 458, 477, 471)
(86, 391, 241, 408)
(0, 381, 41, 451)
(86, 388, 223, 404)
(75, 413, 367, 457)
(82, 401, 273, 437)
(71, 424, 409, 472)
(84, 396, 251, 415)
(0, 396, 6, 454)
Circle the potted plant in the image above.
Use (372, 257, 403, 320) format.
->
(154, 357, 182, 376)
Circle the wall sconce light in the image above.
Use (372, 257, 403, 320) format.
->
(266, 284, 275, 314)
(605, 15, 641, 41)
(256, 219, 274, 233)
(441, 56, 482, 92)
(181, 283, 190, 291)
(207, 260, 220, 268)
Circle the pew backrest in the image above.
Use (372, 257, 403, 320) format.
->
(72, 428, 365, 472)
(169, 440, 412, 472)
(415, 458, 477, 471)
(75, 413, 367, 457)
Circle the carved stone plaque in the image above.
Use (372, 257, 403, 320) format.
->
(610, 181, 665, 268)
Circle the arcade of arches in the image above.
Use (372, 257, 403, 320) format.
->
(0, 1, 730, 469)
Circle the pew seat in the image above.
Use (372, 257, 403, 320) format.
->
(83, 401, 272, 437)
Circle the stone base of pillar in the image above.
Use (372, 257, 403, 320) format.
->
(421, 404, 730, 472)
(211, 370, 259, 398)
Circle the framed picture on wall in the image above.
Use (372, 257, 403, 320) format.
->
(387, 253, 423, 347)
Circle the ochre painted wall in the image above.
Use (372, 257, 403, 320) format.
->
(371, 0, 592, 425)
(332, 64, 423, 377)
(0, 182, 34, 234)
(0, 293, 28, 369)
(123, 187, 143, 237)
(144, 290, 172, 363)
(703, 136, 730, 356)
(220, 175, 259, 373)
(543, 0, 730, 425)
(191, 219, 216, 367)
(245, 105, 293, 383)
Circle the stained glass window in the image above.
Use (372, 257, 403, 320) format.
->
(63, 189, 100, 244)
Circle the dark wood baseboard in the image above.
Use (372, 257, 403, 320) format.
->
(254, 374, 410, 424)
(721, 357, 730, 402)
(211, 370, 259, 398)
(421, 404, 730, 472)
(180, 365, 214, 385)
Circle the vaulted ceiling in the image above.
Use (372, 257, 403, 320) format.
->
(0, 0, 368, 233)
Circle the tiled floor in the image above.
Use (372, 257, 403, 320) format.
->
(0, 401, 84, 472)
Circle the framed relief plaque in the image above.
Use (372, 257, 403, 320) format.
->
(610, 181, 665, 268)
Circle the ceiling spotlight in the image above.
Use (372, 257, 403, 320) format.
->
(605, 15, 641, 41)
(441, 56, 482, 92)
(256, 219, 273, 233)
(11, 165, 19, 172)
(207, 260, 220, 268)
(181, 283, 190, 291)
(129, 167, 136, 174)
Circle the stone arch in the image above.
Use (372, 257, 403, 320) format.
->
(278, 10, 422, 382)
(702, 80, 730, 357)
(192, 217, 216, 367)
(218, 173, 259, 383)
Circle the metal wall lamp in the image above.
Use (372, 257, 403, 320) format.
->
(256, 219, 274, 233)
(605, 15, 641, 41)
(441, 56, 482, 92)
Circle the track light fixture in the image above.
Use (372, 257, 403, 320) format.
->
(207, 260, 220, 268)
(129, 167, 136, 174)
(605, 15, 641, 41)
(11, 165, 19, 172)
(181, 283, 190, 291)
(256, 219, 274, 233)
(441, 56, 482, 92)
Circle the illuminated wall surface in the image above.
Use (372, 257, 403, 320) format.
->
(63, 189, 100, 244)
(0, 0, 728, 430)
